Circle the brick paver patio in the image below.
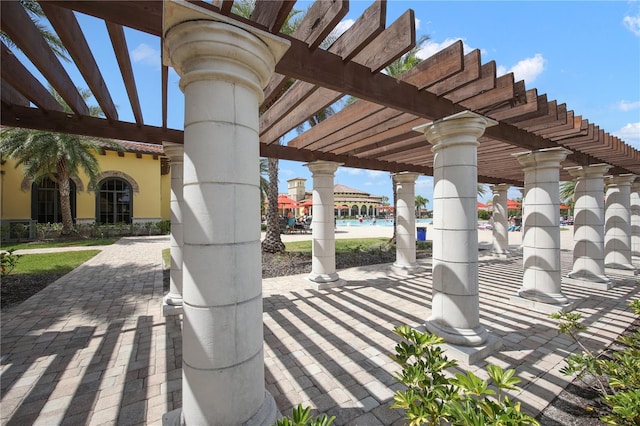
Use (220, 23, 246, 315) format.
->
(1, 236, 638, 425)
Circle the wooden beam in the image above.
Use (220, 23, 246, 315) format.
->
(162, 65, 168, 129)
(445, 61, 496, 104)
(329, 1, 386, 62)
(40, 3, 118, 121)
(460, 72, 515, 112)
(1, 104, 181, 145)
(0, 1, 89, 116)
(261, 0, 349, 107)
(1, 79, 29, 107)
(427, 50, 481, 96)
(106, 22, 144, 126)
(250, 0, 296, 33)
(219, 1, 234, 15)
(47, 1, 163, 36)
(397, 40, 464, 89)
(0, 43, 64, 112)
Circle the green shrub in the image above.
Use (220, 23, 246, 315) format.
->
(551, 301, 640, 425)
(157, 220, 171, 234)
(273, 404, 334, 426)
(1, 248, 22, 276)
(391, 325, 538, 425)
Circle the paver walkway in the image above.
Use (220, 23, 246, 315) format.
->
(1, 235, 638, 425)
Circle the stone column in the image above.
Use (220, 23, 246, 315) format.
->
(490, 184, 510, 257)
(564, 164, 611, 289)
(630, 180, 640, 266)
(305, 161, 344, 289)
(605, 174, 637, 274)
(162, 142, 184, 316)
(512, 148, 573, 312)
(163, 3, 289, 424)
(392, 172, 421, 274)
(414, 111, 497, 348)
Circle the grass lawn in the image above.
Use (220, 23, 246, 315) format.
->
(286, 238, 391, 254)
(1, 238, 118, 251)
(11, 250, 101, 275)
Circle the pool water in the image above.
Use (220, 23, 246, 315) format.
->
(336, 219, 432, 227)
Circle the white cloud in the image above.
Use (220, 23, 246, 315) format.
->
(417, 38, 467, 60)
(500, 54, 546, 83)
(366, 170, 386, 179)
(623, 14, 640, 36)
(131, 43, 160, 68)
(617, 100, 640, 111)
(415, 18, 421, 31)
(615, 122, 640, 149)
(338, 167, 362, 176)
(329, 19, 355, 39)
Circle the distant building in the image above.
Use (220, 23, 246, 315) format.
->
(286, 178, 384, 217)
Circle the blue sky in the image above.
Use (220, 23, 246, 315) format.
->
(16, 1, 640, 206)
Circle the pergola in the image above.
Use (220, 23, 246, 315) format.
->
(2, 1, 639, 424)
(1, 0, 638, 182)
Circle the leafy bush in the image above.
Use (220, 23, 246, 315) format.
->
(391, 325, 538, 425)
(1, 248, 22, 276)
(273, 404, 334, 426)
(551, 300, 640, 425)
(157, 220, 171, 234)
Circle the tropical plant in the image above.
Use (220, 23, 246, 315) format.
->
(391, 325, 539, 425)
(415, 195, 428, 218)
(1, 249, 22, 277)
(273, 404, 335, 426)
(0, 0, 69, 61)
(560, 180, 575, 213)
(551, 302, 640, 425)
(0, 89, 119, 235)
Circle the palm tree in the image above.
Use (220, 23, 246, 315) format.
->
(0, 89, 116, 235)
(560, 180, 575, 216)
(415, 195, 428, 218)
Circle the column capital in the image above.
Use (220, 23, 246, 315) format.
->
(162, 141, 184, 163)
(565, 163, 611, 178)
(414, 110, 498, 148)
(304, 160, 342, 175)
(391, 171, 420, 183)
(513, 147, 571, 169)
(163, 1, 289, 99)
(606, 174, 637, 187)
(490, 183, 510, 193)
(632, 180, 640, 192)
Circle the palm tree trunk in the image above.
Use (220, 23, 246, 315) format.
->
(262, 157, 285, 253)
(57, 161, 74, 234)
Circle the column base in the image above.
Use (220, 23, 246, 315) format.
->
(162, 294, 184, 317)
(490, 250, 511, 259)
(391, 262, 424, 275)
(510, 294, 578, 314)
(633, 256, 640, 267)
(307, 273, 346, 290)
(563, 275, 613, 290)
(424, 318, 489, 347)
(163, 391, 280, 426)
(605, 266, 638, 277)
(419, 324, 502, 365)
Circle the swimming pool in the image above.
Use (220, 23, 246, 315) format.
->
(336, 219, 432, 227)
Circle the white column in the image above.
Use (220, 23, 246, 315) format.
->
(564, 164, 611, 287)
(513, 148, 572, 311)
(163, 3, 289, 424)
(490, 184, 510, 257)
(630, 180, 640, 265)
(305, 161, 343, 288)
(392, 172, 421, 274)
(605, 174, 637, 273)
(162, 142, 184, 316)
(415, 111, 497, 347)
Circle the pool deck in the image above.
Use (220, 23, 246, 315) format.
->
(1, 228, 638, 425)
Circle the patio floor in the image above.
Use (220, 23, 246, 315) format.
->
(1, 235, 638, 425)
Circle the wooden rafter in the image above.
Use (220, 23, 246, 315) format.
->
(40, 2, 118, 121)
(250, 0, 296, 33)
(0, 1, 89, 116)
(106, 22, 144, 127)
(0, 43, 64, 112)
(1, 78, 29, 107)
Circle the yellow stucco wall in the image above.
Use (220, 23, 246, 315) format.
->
(1, 151, 168, 223)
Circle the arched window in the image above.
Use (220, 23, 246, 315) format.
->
(368, 206, 374, 216)
(351, 205, 358, 216)
(360, 205, 367, 216)
(97, 178, 132, 224)
(31, 178, 76, 223)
